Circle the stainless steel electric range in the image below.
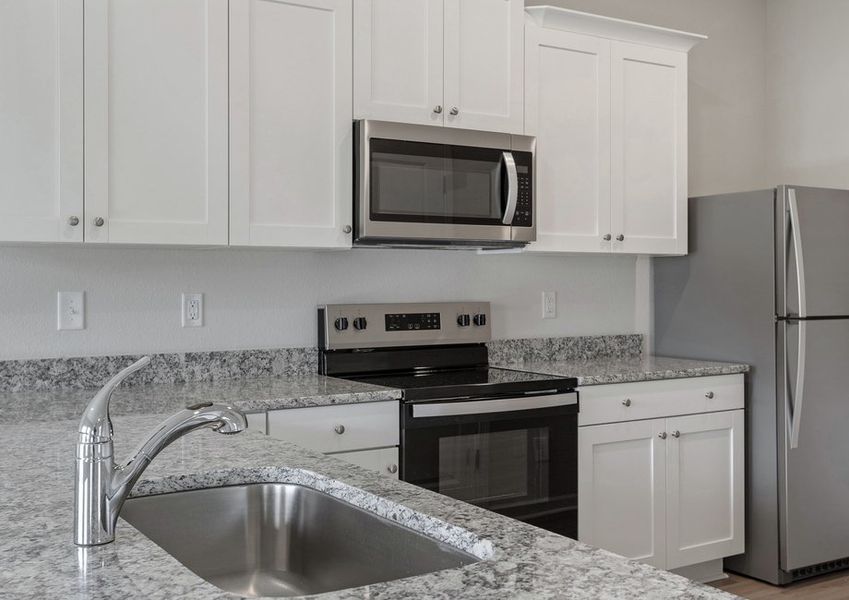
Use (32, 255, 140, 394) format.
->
(318, 302, 579, 538)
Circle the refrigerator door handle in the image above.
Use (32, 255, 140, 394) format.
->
(786, 320, 807, 449)
(788, 188, 808, 318)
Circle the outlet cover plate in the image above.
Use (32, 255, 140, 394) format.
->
(542, 291, 556, 319)
(58, 291, 85, 330)
(182, 293, 204, 328)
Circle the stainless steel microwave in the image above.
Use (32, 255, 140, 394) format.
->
(354, 120, 536, 249)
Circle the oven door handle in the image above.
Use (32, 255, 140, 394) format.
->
(412, 392, 577, 419)
(501, 151, 518, 225)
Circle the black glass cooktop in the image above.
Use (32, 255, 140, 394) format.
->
(345, 367, 576, 403)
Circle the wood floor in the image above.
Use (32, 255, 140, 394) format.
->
(708, 571, 849, 599)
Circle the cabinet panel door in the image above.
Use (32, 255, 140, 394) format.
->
(0, 0, 83, 242)
(443, 0, 524, 134)
(524, 26, 611, 253)
(230, 0, 352, 248)
(84, 0, 229, 245)
(579, 419, 667, 568)
(610, 42, 686, 255)
(665, 410, 744, 569)
(329, 447, 399, 479)
(353, 0, 443, 126)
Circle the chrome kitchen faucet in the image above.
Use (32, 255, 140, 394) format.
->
(74, 356, 247, 546)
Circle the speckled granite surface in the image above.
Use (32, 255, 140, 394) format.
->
(494, 355, 749, 386)
(0, 373, 402, 422)
(1, 412, 737, 599)
(487, 334, 644, 364)
(0, 347, 318, 392)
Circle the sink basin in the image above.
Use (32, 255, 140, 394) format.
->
(120, 483, 479, 597)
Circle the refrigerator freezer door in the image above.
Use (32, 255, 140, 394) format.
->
(778, 318, 849, 571)
(778, 186, 849, 318)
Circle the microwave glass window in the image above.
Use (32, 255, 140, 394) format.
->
(369, 138, 507, 225)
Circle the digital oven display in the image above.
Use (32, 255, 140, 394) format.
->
(385, 313, 441, 332)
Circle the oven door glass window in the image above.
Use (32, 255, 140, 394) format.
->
(369, 139, 507, 225)
(402, 405, 577, 538)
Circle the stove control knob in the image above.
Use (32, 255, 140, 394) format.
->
(334, 317, 349, 331)
(473, 313, 487, 327)
(457, 314, 471, 327)
(353, 317, 367, 330)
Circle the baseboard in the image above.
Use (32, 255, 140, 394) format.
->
(671, 559, 727, 584)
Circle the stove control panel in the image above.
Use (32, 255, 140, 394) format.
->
(319, 302, 491, 350)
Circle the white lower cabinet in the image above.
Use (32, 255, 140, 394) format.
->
(262, 401, 400, 477)
(328, 447, 400, 479)
(578, 376, 744, 572)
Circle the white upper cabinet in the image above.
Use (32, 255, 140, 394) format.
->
(83, 0, 229, 245)
(353, 0, 444, 127)
(0, 0, 83, 243)
(611, 42, 687, 255)
(524, 7, 703, 256)
(443, 0, 524, 133)
(229, 0, 352, 249)
(354, 0, 524, 134)
(525, 27, 611, 253)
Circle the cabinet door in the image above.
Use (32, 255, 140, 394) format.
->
(0, 0, 83, 243)
(665, 410, 744, 569)
(353, 0, 443, 126)
(610, 42, 687, 255)
(230, 0, 352, 248)
(524, 25, 611, 253)
(579, 419, 667, 568)
(84, 0, 229, 245)
(443, 0, 524, 134)
(329, 447, 400, 479)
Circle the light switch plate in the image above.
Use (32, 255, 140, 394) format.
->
(542, 291, 556, 319)
(58, 291, 85, 330)
(181, 293, 203, 328)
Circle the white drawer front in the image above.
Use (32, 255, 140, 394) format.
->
(329, 447, 399, 479)
(266, 401, 399, 453)
(578, 375, 744, 426)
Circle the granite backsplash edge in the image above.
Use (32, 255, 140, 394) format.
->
(0, 334, 643, 392)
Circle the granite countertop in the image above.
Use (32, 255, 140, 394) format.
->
(494, 355, 749, 386)
(0, 373, 402, 422)
(1, 409, 737, 599)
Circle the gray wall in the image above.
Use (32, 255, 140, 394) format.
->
(766, 0, 849, 188)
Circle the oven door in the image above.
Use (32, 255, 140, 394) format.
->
(355, 120, 534, 246)
(401, 392, 578, 538)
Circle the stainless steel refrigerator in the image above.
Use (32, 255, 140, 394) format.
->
(654, 185, 849, 585)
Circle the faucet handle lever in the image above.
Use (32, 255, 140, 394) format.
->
(78, 356, 152, 443)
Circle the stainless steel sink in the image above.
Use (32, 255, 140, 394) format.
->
(120, 483, 479, 597)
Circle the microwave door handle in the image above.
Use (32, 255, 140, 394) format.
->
(501, 152, 518, 225)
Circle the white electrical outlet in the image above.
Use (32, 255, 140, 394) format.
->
(57, 291, 85, 330)
(181, 293, 204, 328)
(542, 291, 557, 319)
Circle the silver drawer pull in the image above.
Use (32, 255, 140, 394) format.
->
(705, 391, 715, 399)
(333, 424, 345, 435)
(387, 464, 398, 474)
(622, 398, 632, 407)
(658, 432, 667, 440)
(671, 430, 681, 438)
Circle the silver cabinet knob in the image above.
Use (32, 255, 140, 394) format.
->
(433, 105, 443, 114)
(705, 391, 715, 399)
(387, 464, 398, 474)
(603, 233, 612, 241)
(658, 432, 667, 440)
(343, 225, 352, 234)
(334, 424, 346, 435)
(94, 217, 105, 227)
(616, 234, 625, 242)
(449, 107, 459, 116)
(68, 216, 80, 227)
(622, 398, 632, 407)
(671, 430, 681, 438)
